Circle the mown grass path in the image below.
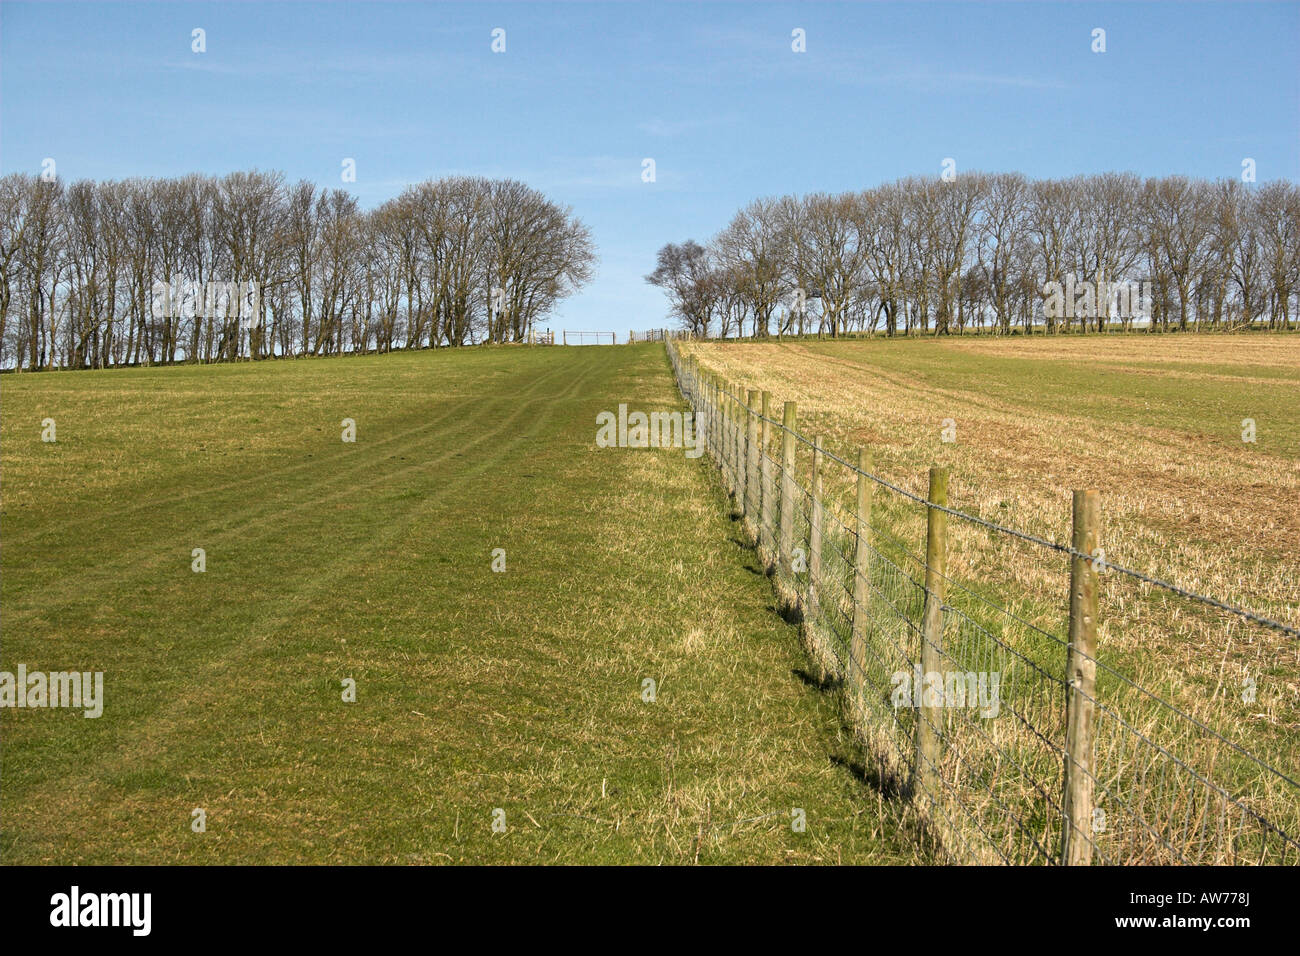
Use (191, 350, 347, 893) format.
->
(1, 343, 915, 864)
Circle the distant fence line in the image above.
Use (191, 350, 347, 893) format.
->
(642, 325, 1299, 345)
(555, 330, 616, 345)
(630, 329, 705, 343)
(665, 338, 1299, 865)
(541, 329, 661, 344)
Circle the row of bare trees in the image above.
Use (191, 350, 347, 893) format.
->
(648, 173, 1300, 338)
(0, 171, 595, 370)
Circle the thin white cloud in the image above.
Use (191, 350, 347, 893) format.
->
(659, 26, 1070, 94)
(637, 116, 734, 137)
(863, 69, 1069, 91)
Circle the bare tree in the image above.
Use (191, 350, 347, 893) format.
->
(1257, 180, 1300, 330)
(714, 198, 789, 338)
(977, 173, 1029, 334)
(646, 240, 716, 337)
(794, 192, 867, 337)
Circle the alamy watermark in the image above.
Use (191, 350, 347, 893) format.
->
(892, 668, 1001, 718)
(150, 279, 262, 328)
(1042, 273, 1151, 322)
(50, 886, 150, 936)
(596, 404, 703, 458)
(0, 665, 104, 718)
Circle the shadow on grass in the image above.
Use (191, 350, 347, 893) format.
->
(695, 456, 940, 863)
(830, 752, 909, 802)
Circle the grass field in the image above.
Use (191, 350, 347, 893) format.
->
(680, 333, 1300, 862)
(0, 343, 925, 865)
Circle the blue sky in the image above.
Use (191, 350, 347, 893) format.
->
(2, 1, 1297, 332)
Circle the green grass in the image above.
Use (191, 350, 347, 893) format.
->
(1, 343, 920, 864)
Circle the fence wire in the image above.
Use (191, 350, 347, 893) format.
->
(667, 340, 1300, 866)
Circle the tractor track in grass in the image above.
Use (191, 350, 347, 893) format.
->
(4, 356, 581, 615)
(2, 350, 606, 845)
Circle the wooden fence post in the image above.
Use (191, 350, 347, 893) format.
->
(722, 382, 733, 493)
(1062, 489, 1100, 866)
(730, 383, 741, 498)
(850, 447, 874, 698)
(760, 391, 773, 560)
(712, 371, 722, 465)
(746, 389, 760, 530)
(914, 465, 949, 805)
(807, 437, 824, 623)
(735, 385, 747, 513)
(778, 402, 798, 583)
(714, 375, 723, 469)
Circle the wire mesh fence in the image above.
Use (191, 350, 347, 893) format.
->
(666, 339, 1300, 866)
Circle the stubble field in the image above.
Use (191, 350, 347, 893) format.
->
(681, 333, 1299, 862)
